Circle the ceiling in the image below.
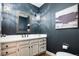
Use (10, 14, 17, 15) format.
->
(31, 3, 44, 7)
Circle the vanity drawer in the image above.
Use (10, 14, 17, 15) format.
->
(20, 44, 29, 49)
(39, 46, 46, 53)
(2, 48, 17, 56)
(39, 38, 46, 42)
(39, 39, 44, 42)
(39, 41, 46, 45)
(30, 39, 39, 44)
(39, 39, 46, 44)
(18, 40, 29, 46)
(39, 43, 46, 47)
(43, 38, 46, 41)
(1, 42, 17, 49)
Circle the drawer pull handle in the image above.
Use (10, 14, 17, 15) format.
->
(29, 47, 30, 48)
(6, 45, 8, 48)
(18, 49, 19, 51)
(6, 52, 8, 54)
(43, 43, 44, 45)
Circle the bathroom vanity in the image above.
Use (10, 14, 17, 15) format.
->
(0, 34, 47, 56)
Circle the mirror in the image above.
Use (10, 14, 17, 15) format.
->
(16, 11, 31, 33)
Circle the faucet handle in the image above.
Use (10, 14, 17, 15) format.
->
(0, 34, 2, 37)
(0, 34, 6, 37)
(3, 34, 6, 37)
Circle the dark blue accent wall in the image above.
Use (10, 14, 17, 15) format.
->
(40, 3, 79, 55)
(1, 3, 41, 35)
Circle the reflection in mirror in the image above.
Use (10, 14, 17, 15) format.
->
(19, 16, 29, 31)
(16, 12, 31, 34)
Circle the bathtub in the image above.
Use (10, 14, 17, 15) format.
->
(56, 52, 76, 56)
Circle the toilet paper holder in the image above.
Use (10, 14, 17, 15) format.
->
(62, 43, 69, 49)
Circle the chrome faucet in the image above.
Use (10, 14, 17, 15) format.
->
(0, 34, 6, 37)
(26, 24, 30, 37)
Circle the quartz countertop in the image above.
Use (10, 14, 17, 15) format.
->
(0, 34, 47, 43)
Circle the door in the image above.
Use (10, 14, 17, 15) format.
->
(29, 39, 39, 56)
(32, 43, 39, 55)
(29, 45, 33, 56)
(30, 43, 39, 56)
(19, 45, 29, 56)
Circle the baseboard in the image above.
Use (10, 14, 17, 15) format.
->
(46, 51, 56, 56)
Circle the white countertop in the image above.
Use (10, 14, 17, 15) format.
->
(0, 34, 47, 43)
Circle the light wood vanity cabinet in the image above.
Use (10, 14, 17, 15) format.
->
(19, 45, 29, 56)
(29, 39, 39, 56)
(0, 38, 46, 56)
(1, 42, 17, 56)
(17, 40, 30, 56)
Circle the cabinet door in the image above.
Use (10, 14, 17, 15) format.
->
(19, 45, 29, 56)
(29, 45, 33, 56)
(29, 39, 39, 56)
(32, 43, 39, 55)
(30, 43, 39, 56)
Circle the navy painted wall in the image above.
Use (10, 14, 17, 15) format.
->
(40, 3, 79, 55)
(1, 3, 41, 35)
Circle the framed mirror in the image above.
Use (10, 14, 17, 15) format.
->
(16, 11, 31, 33)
